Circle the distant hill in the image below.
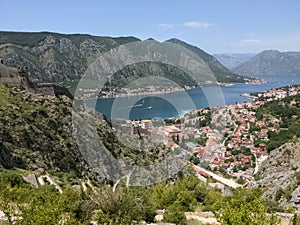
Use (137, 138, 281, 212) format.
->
(232, 50, 300, 76)
(213, 53, 255, 69)
(0, 31, 247, 87)
(166, 38, 246, 83)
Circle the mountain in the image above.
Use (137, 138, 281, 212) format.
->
(232, 50, 300, 76)
(213, 53, 255, 69)
(166, 38, 247, 83)
(0, 31, 140, 82)
(0, 31, 246, 86)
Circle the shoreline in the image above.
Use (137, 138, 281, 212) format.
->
(98, 78, 264, 100)
(91, 80, 298, 121)
(99, 85, 196, 99)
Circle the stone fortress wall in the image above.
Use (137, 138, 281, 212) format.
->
(0, 59, 73, 100)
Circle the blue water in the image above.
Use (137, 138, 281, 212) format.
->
(87, 75, 300, 120)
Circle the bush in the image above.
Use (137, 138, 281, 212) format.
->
(163, 206, 187, 225)
(0, 170, 27, 188)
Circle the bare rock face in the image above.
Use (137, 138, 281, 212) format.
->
(23, 173, 38, 188)
(34, 35, 58, 52)
(291, 186, 300, 205)
(79, 39, 102, 58)
(0, 63, 30, 89)
(255, 140, 300, 211)
(59, 38, 78, 54)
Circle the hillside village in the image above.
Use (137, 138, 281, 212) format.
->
(121, 86, 300, 185)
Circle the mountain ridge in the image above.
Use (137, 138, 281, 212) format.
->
(166, 38, 246, 83)
(213, 53, 255, 69)
(0, 31, 246, 86)
(232, 49, 300, 76)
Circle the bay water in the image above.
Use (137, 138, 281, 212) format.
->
(87, 75, 300, 120)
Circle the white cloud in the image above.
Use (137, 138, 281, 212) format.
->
(182, 21, 214, 29)
(158, 23, 174, 28)
(158, 21, 214, 29)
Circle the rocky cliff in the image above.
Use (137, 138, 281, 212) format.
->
(0, 63, 30, 89)
(255, 140, 300, 212)
(0, 83, 171, 183)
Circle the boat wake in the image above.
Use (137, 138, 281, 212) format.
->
(118, 104, 143, 109)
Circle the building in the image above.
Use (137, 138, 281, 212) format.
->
(141, 119, 152, 130)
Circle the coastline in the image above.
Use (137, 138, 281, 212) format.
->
(99, 85, 196, 99)
(85, 76, 300, 120)
(98, 78, 264, 100)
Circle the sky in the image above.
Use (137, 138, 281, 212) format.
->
(1, 0, 300, 54)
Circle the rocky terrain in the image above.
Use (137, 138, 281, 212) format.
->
(255, 139, 300, 212)
(213, 53, 255, 69)
(0, 31, 246, 87)
(0, 83, 170, 183)
(232, 50, 300, 76)
(0, 83, 92, 176)
(0, 31, 140, 82)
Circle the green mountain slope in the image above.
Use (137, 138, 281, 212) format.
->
(166, 38, 247, 83)
(256, 92, 300, 152)
(0, 31, 140, 82)
(0, 31, 247, 87)
(0, 84, 168, 180)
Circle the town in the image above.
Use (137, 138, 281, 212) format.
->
(75, 77, 263, 99)
(117, 85, 300, 186)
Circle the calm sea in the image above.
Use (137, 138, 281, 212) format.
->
(87, 75, 300, 120)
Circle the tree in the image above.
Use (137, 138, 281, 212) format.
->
(95, 186, 155, 225)
(291, 214, 300, 225)
(20, 186, 84, 225)
(215, 189, 280, 225)
(196, 137, 208, 146)
(163, 205, 187, 225)
(189, 152, 200, 165)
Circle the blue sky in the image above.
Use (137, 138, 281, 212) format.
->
(1, 0, 299, 53)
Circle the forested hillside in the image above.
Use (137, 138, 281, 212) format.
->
(256, 92, 300, 152)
